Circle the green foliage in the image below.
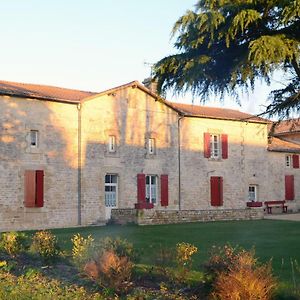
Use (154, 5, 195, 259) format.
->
(96, 237, 139, 263)
(0, 232, 28, 257)
(31, 230, 59, 261)
(0, 270, 104, 300)
(154, 0, 300, 118)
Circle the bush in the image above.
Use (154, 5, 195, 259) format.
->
(71, 233, 94, 268)
(31, 230, 59, 261)
(84, 250, 133, 294)
(207, 245, 277, 299)
(0, 232, 28, 257)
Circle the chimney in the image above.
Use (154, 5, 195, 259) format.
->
(142, 77, 158, 94)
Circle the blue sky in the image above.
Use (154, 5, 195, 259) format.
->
(0, 0, 279, 115)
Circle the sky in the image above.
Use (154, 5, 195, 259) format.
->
(0, 0, 281, 115)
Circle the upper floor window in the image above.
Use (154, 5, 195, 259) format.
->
(286, 155, 292, 168)
(148, 138, 155, 155)
(210, 134, 220, 159)
(30, 130, 39, 148)
(248, 185, 258, 202)
(204, 132, 228, 159)
(108, 135, 116, 152)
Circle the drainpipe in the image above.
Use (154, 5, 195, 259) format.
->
(77, 103, 82, 225)
(178, 115, 184, 210)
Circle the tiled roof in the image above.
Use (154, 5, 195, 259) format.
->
(268, 137, 300, 153)
(270, 119, 300, 135)
(0, 80, 97, 103)
(166, 102, 269, 123)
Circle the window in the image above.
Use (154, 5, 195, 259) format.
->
(105, 174, 118, 207)
(24, 170, 44, 207)
(204, 133, 228, 159)
(108, 135, 116, 152)
(30, 130, 39, 148)
(210, 134, 220, 159)
(286, 155, 292, 167)
(146, 175, 157, 204)
(148, 138, 155, 154)
(248, 185, 258, 202)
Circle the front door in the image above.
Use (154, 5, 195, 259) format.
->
(105, 174, 118, 220)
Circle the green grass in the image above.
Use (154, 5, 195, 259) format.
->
(50, 219, 300, 285)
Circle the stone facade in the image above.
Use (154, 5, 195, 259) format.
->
(0, 96, 79, 231)
(0, 80, 299, 231)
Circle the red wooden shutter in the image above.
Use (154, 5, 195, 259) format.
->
(292, 155, 299, 168)
(221, 134, 228, 159)
(24, 170, 36, 207)
(160, 175, 169, 207)
(211, 176, 223, 206)
(204, 132, 211, 158)
(36, 170, 44, 207)
(137, 174, 146, 203)
(285, 175, 294, 200)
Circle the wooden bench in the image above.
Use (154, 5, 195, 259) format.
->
(264, 200, 288, 214)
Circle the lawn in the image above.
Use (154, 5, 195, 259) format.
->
(51, 219, 300, 285)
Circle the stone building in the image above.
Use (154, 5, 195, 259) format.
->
(0, 80, 299, 230)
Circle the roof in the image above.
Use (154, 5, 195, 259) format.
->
(270, 119, 300, 135)
(0, 80, 97, 103)
(268, 137, 300, 153)
(0, 79, 270, 123)
(167, 102, 269, 123)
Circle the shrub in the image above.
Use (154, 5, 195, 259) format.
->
(208, 245, 277, 299)
(84, 250, 133, 294)
(71, 233, 94, 268)
(0, 232, 28, 257)
(31, 230, 59, 261)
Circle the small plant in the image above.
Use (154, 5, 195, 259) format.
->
(0, 232, 28, 257)
(176, 242, 198, 269)
(174, 242, 198, 284)
(71, 233, 94, 268)
(31, 230, 59, 261)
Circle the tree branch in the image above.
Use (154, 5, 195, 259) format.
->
(291, 56, 300, 79)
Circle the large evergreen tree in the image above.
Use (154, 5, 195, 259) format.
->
(154, 0, 300, 118)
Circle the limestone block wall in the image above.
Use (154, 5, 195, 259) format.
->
(80, 87, 180, 224)
(0, 96, 79, 231)
(267, 151, 300, 211)
(179, 118, 268, 210)
(111, 208, 264, 225)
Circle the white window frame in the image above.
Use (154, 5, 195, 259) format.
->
(146, 175, 157, 204)
(248, 185, 258, 202)
(286, 155, 292, 168)
(105, 174, 118, 207)
(210, 134, 220, 159)
(30, 130, 39, 148)
(108, 135, 116, 153)
(148, 138, 155, 155)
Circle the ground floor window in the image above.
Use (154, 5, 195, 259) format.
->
(105, 174, 117, 207)
(146, 175, 157, 204)
(248, 185, 258, 202)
